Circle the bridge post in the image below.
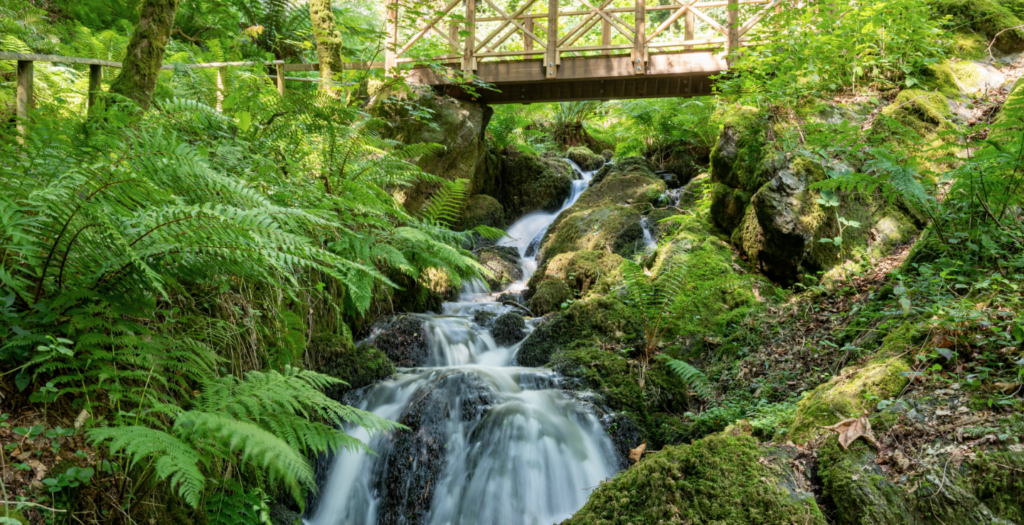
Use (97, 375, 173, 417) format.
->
(684, 8, 694, 50)
(545, 0, 558, 78)
(385, 0, 398, 75)
(633, 0, 646, 74)
(16, 60, 33, 138)
(464, 0, 477, 73)
(525, 17, 534, 52)
(88, 64, 102, 110)
(727, 0, 740, 65)
(601, 17, 610, 55)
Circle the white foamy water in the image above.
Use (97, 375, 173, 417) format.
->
(307, 158, 615, 525)
(640, 216, 658, 252)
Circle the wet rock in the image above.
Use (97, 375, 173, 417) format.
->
(473, 310, 497, 327)
(601, 149, 614, 161)
(373, 372, 495, 525)
(601, 413, 645, 470)
(528, 279, 572, 318)
(496, 292, 522, 305)
(566, 146, 605, 171)
(477, 246, 522, 291)
(268, 504, 302, 525)
(311, 332, 396, 399)
(365, 315, 430, 367)
(491, 312, 526, 346)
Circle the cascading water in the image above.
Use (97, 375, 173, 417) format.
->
(499, 159, 596, 291)
(307, 159, 616, 525)
(640, 217, 658, 252)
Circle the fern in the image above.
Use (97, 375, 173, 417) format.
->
(657, 356, 714, 400)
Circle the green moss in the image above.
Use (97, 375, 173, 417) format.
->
(710, 182, 751, 233)
(818, 439, 1024, 524)
(540, 205, 646, 261)
(877, 89, 954, 139)
(921, 61, 966, 97)
(518, 296, 638, 367)
(788, 325, 918, 442)
(312, 332, 396, 398)
(929, 0, 1024, 54)
(952, 31, 990, 59)
(529, 279, 572, 316)
(710, 106, 769, 193)
(459, 194, 505, 230)
(566, 146, 605, 171)
(564, 433, 826, 525)
(542, 250, 624, 297)
(646, 208, 682, 240)
(496, 150, 574, 220)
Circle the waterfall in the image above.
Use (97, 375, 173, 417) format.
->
(640, 217, 658, 252)
(307, 158, 615, 525)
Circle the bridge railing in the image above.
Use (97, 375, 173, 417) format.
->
(385, 0, 785, 78)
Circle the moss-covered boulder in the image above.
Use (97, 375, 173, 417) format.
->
(369, 88, 494, 213)
(528, 279, 572, 317)
(492, 312, 526, 346)
(563, 432, 826, 525)
(709, 107, 771, 232)
(788, 325, 918, 442)
(538, 250, 624, 298)
(729, 155, 920, 286)
(648, 140, 710, 189)
(459, 194, 505, 230)
(929, 0, 1024, 54)
(517, 296, 638, 368)
(492, 149, 574, 221)
(310, 332, 396, 399)
(875, 89, 955, 139)
(478, 246, 522, 291)
(566, 146, 606, 171)
(819, 439, 1024, 525)
(537, 157, 665, 262)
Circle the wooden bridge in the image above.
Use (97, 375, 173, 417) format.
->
(384, 0, 784, 103)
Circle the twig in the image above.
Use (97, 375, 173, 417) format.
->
(987, 25, 1024, 61)
(502, 301, 533, 316)
(1, 501, 67, 513)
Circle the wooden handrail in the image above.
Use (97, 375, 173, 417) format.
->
(386, 0, 785, 77)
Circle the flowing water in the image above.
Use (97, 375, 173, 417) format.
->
(640, 217, 658, 253)
(307, 160, 615, 525)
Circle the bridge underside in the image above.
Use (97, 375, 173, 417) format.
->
(406, 50, 726, 104)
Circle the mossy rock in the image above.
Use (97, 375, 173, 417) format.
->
(517, 296, 638, 368)
(566, 146, 606, 171)
(528, 279, 572, 317)
(478, 246, 522, 291)
(818, 438, 1024, 525)
(710, 106, 769, 193)
(929, 0, 1024, 54)
(311, 332, 396, 399)
(495, 149, 574, 221)
(876, 89, 954, 139)
(788, 325, 919, 442)
(540, 250, 624, 298)
(710, 182, 751, 233)
(459, 194, 505, 230)
(365, 315, 431, 367)
(563, 433, 826, 525)
(645, 208, 681, 240)
(492, 312, 526, 346)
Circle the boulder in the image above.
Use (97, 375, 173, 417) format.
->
(648, 140, 710, 189)
(709, 107, 770, 232)
(477, 246, 522, 291)
(600, 149, 614, 161)
(528, 279, 571, 317)
(364, 315, 430, 367)
(566, 146, 605, 171)
(491, 312, 526, 346)
(492, 149, 574, 221)
(563, 431, 827, 525)
(532, 250, 623, 298)
(929, 0, 1024, 54)
(309, 332, 396, 399)
(459, 194, 505, 230)
(369, 88, 494, 214)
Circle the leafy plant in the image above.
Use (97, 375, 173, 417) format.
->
(658, 356, 713, 400)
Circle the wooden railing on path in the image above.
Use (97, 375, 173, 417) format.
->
(384, 0, 784, 79)
(0, 51, 382, 134)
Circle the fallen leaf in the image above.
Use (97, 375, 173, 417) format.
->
(74, 409, 91, 429)
(823, 416, 880, 451)
(26, 458, 47, 482)
(629, 441, 647, 465)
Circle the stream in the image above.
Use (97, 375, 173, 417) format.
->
(307, 161, 616, 525)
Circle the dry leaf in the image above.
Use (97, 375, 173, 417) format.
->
(26, 458, 48, 482)
(822, 416, 880, 450)
(629, 441, 647, 465)
(74, 409, 91, 429)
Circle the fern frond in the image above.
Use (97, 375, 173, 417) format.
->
(657, 356, 714, 400)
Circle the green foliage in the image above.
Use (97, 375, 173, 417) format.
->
(89, 367, 403, 509)
(657, 355, 713, 399)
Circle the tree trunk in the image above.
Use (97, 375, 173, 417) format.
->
(107, 0, 179, 109)
(309, 0, 345, 99)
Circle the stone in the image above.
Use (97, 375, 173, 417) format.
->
(492, 149, 574, 222)
(477, 246, 522, 291)
(492, 312, 526, 346)
(459, 194, 505, 231)
(364, 315, 430, 367)
(566, 146, 606, 171)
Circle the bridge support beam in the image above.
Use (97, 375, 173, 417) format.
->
(633, 0, 646, 74)
(545, 0, 558, 78)
(727, 0, 740, 65)
(464, 0, 477, 73)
